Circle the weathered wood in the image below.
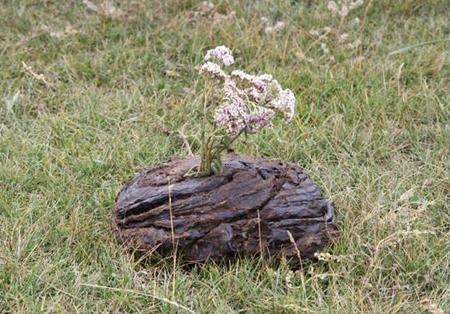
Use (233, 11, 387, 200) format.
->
(112, 154, 339, 263)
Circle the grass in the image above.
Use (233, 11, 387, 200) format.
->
(0, 0, 449, 312)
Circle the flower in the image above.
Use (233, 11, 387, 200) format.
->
(309, 29, 320, 37)
(339, 5, 349, 18)
(351, 17, 360, 27)
(214, 79, 246, 135)
(327, 1, 339, 16)
(231, 70, 276, 103)
(231, 70, 275, 90)
(215, 100, 247, 135)
(264, 21, 286, 34)
(215, 96, 276, 135)
(269, 88, 296, 121)
(244, 108, 275, 133)
(197, 45, 296, 174)
(215, 78, 285, 135)
(328, 0, 363, 18)
(199, 61, 228, 80)
(230, 69, 296, 120)
(204, 45, 234, 66)
(231, 70, 260, 86)
(201, 47, 295, 137)
(339, 32, 349, 42)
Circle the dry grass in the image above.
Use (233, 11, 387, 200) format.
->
(0, 0, 449, 312)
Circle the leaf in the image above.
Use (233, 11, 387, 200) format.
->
(387, 38, 450, 56)
(211, 157, 223, 175)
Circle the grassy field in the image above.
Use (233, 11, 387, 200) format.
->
(1, 0, 449, 312)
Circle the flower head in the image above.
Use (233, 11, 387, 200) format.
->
(269, 88, 295, 121)
(215, 102, 246, 136)
(204, 45, 234, 66)
(199, 61, 228, 80)
(197, 45, 296, 175)
(328, 0, 363, 18)
(231, 70, 268, 89)
(264, 21, 286, 34)
(215, 94, 276, 135)
(201, 47, 296, 134)
(231, 70, 277, 104)
(327, 1, 339, 16)
(244, 108, 275, 133)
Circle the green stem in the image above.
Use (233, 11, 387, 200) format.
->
(198, 84, 245, 176)
(212, 130, 244, 157)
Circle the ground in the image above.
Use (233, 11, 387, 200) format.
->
(0, 0, 449, 313)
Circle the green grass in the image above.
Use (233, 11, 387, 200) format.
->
(1, 0, 449, 312)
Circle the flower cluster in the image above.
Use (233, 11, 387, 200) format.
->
(264, 21, 286, 35)
(200, 46, 295, 135)
(214, 79, 278, 135)
(196, 46, 296, 175)
(204, 45, 234, 66)
(304, 0, 364, 65)
(200, 61, 228, 80)
(327, 0, 363, 18)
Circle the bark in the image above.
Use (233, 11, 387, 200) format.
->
(112, 154, 339, 263)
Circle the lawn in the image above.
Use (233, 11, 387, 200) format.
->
(0, 0, 449, 312)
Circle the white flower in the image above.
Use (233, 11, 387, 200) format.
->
(339, 32, 349, 42)
(339, 5, 349, 18)
(269, 88, 296, 121)
(204, 45, 234, 66)
(215, 94, 277, 135)
(231, 70, 257, 84)
(199, 62, 228, 80)
(244, 108, 275, 133)
(274, 21, 286, 32)
(201, 46, 295, 135)
(230, 70, 295, 121)
(264, 21, 286, 34)
(351, 17, 360, 27)
(309, 29, 320, 37)
(327, 1, 339, 16)
(231, 70, 272, 104)
(328, 0, 363, 18)
(231, 70, 264, 92)
(232, 70, 271, 92)
(231, 69, 295, 121)
(215, 98, 247, 135)
(214, 79, 247, 135)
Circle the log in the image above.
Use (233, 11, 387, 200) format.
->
(112, 154, 339, 264)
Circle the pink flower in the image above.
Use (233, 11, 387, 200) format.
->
(204, 46, 234, 66)
(215, 80, 247, 135)
(215, 100, 247, 135)
(199, 62, 228, 80)
(201, 46, 296, 135)
(269, 88, 295, 121)
(231, 70, 273, 103)
(244, 108, 275, 133)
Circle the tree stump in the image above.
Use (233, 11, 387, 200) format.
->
(112, 154, 339, 264)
